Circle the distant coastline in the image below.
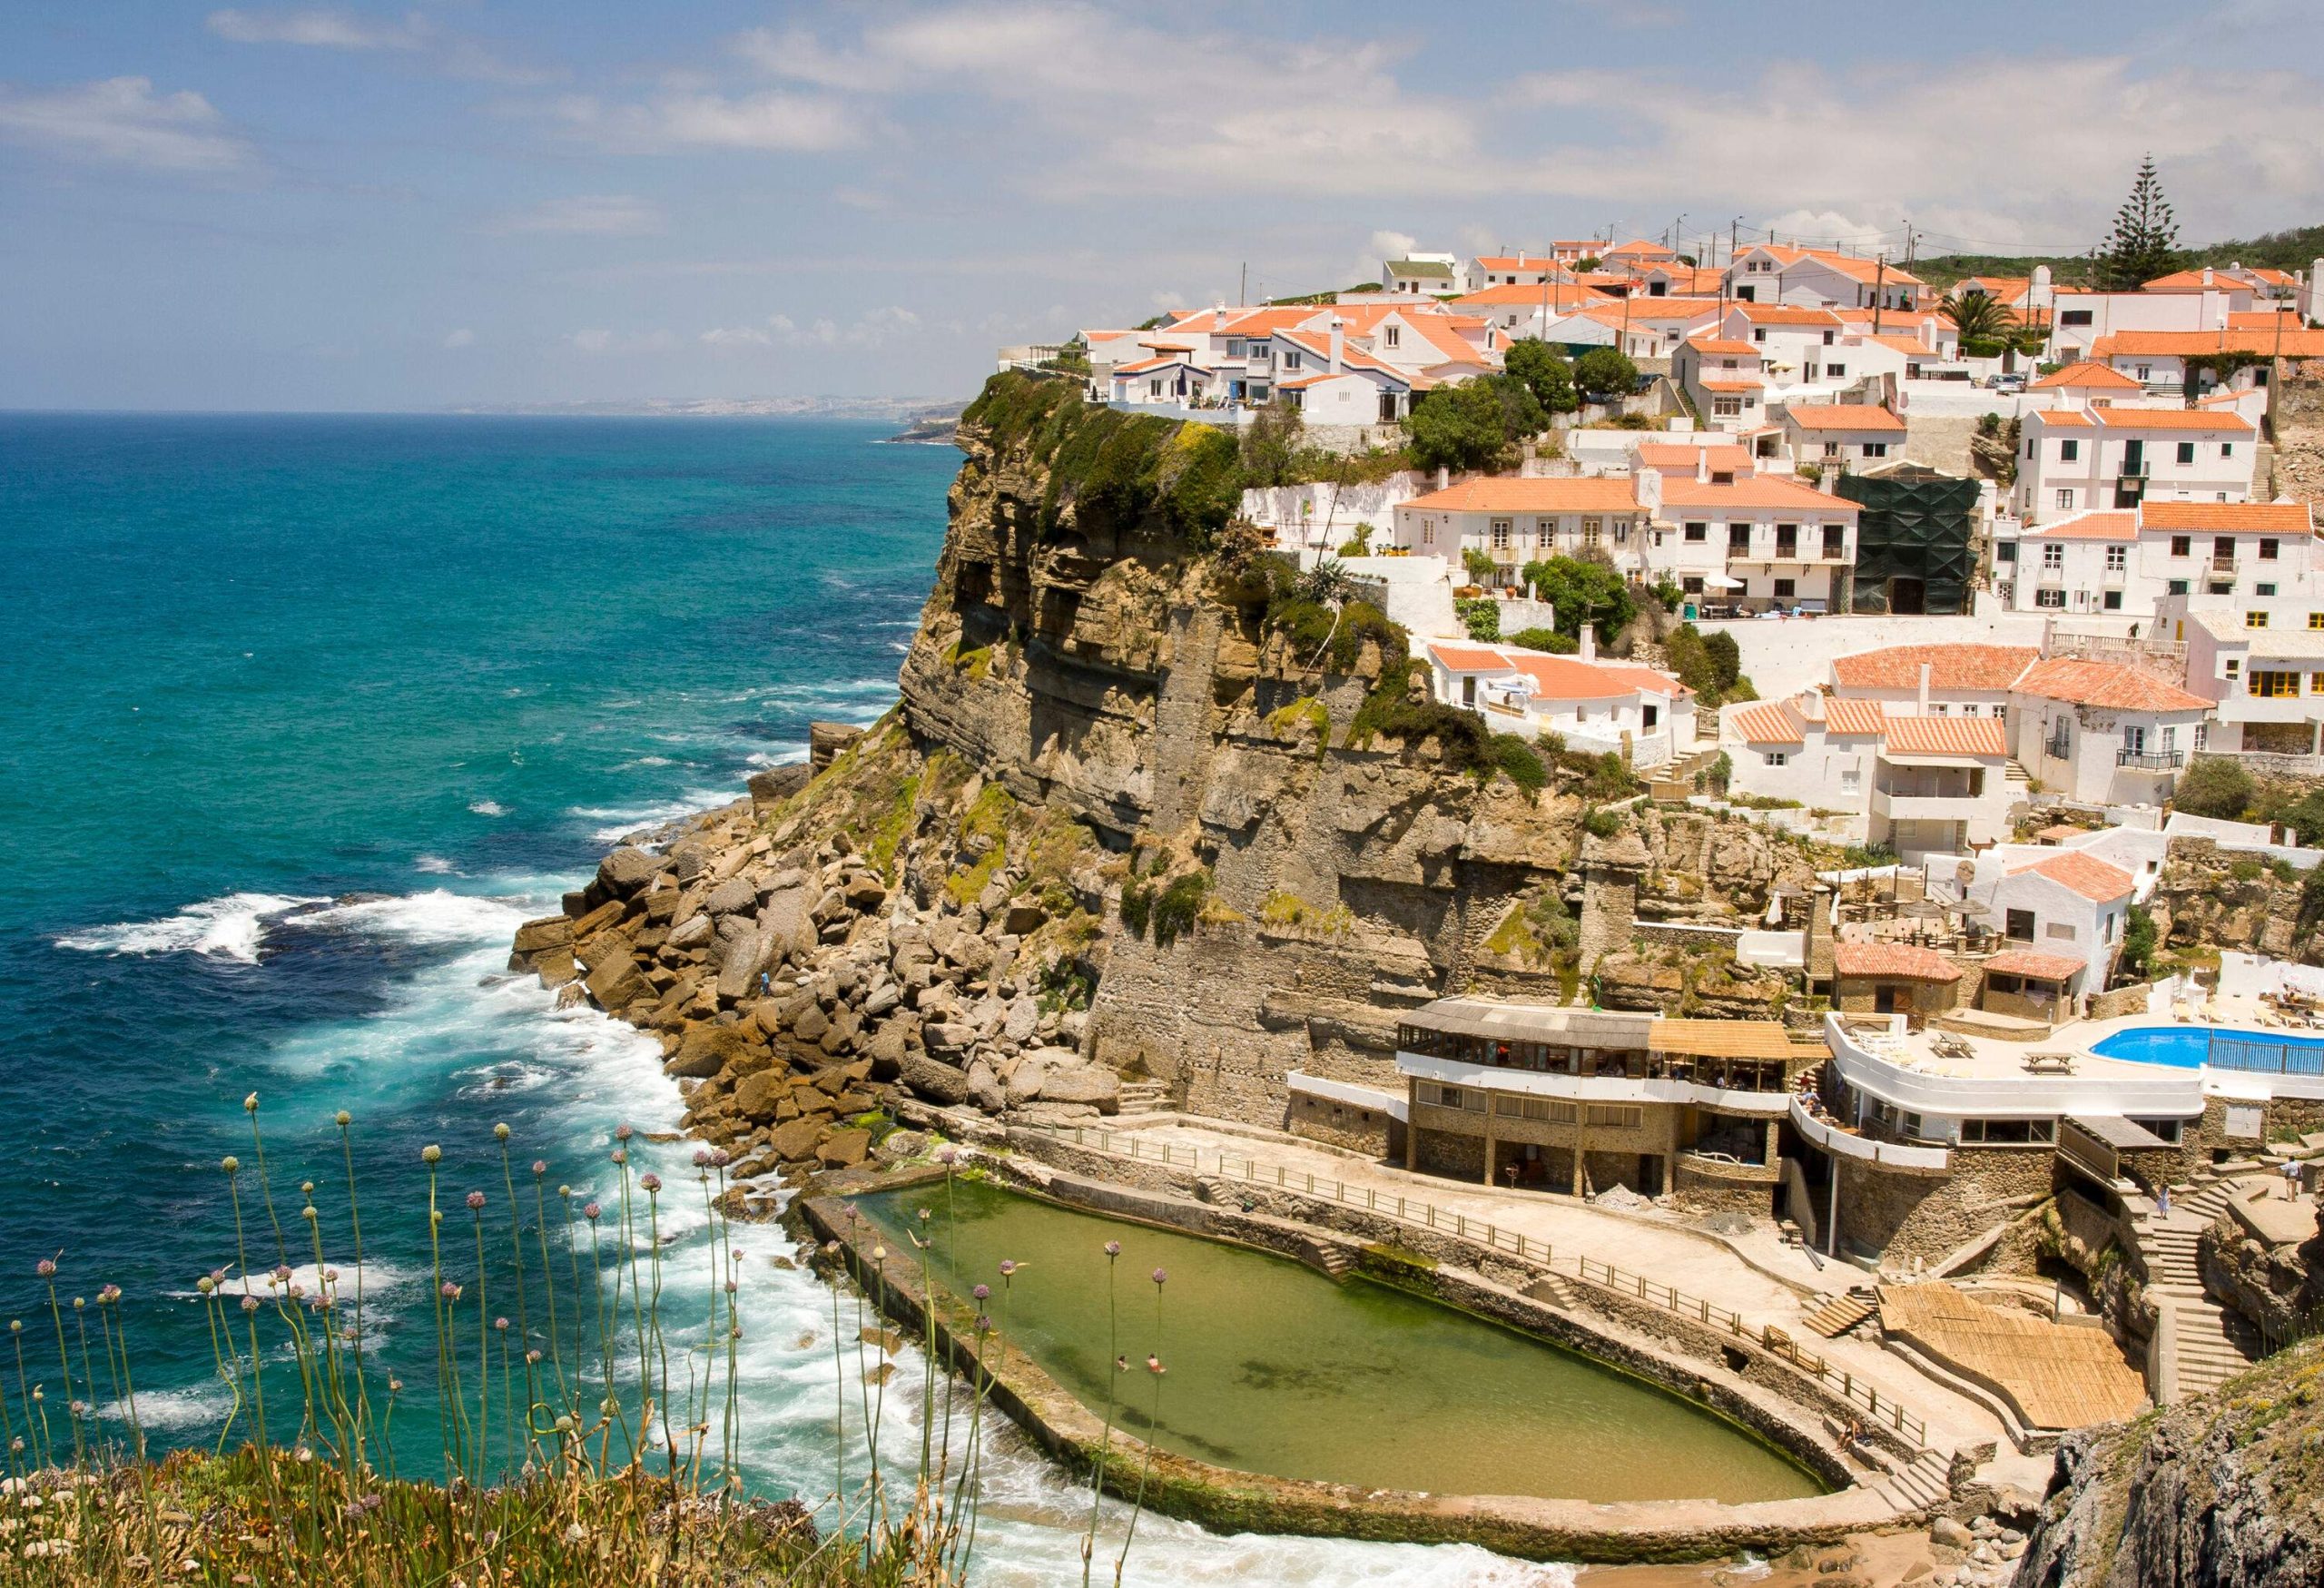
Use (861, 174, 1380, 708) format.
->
(439, 393, 960, 420)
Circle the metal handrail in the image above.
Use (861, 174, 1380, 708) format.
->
(1027, 1122, 1928, 1446)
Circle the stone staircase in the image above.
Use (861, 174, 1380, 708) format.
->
(1114, 1079, 1172, 1119)
(2135, 1167, 2266, 1399)
(1312, 1243, 1357, 1282)
(1868, 1446, 1954, 1514)
(1665, 744, 1723, 786)
(2004, 758, 2033, 790)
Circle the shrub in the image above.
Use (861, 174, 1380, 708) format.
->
(1700, 628, 1741, 689)
(1572, 347, 1640, 400)
(1151, 871, 1209, 946)
(1503, 625, 1577, 654)
(1842, 841, 1900, 869)
(2121, 905, 2157, 977)
(1335, 522, 1374, 557)
(1581, 805, 1624, 839)
(1490, 733, 1548, 794)
(1455, 597, 1502, 642)
(1118, 876, 1153, 938)
(2175, 755, 2258, 820)
(1702, 750, 1732, 794)
(1520, 556, 1635, 644)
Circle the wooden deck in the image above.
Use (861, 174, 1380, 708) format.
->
(1877, 1284, 2148, 1432)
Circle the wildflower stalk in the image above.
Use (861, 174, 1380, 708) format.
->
(1116, 1267, 1169, 1584)
(245, 1092, 290, 1267)
(641, 1173, 675, 1475)
(422, 1145, 460, 1480)
(614, 1133, 651, 1465)
(468, 1193, 492, 1476)
(335, 1110, 377, 1455)
(494, 1126, 540, 1462)
(1082, 1241, 1122, 1587)
(534, 1167, 571, 1418)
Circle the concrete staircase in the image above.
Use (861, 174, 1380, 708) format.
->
(2004, 758, 2034, 790)
(1869, 1446, 1954, 1514)
(1665, 745, 1723, 786)
(2136, 1168, 2265, 1399)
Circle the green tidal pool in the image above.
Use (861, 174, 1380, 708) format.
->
(857, 1179, 1825, 1504)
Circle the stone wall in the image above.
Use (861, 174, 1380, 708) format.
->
(1286, 1090, 1398, 1157)
(1836, 1145, 2056, 1265)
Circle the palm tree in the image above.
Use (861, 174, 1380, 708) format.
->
(1939, 289, 2011, 346)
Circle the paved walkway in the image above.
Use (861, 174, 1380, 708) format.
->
(1070, 1116, 2052, 1483)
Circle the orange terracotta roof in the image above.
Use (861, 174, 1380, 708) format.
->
(1782, 404, 1907, 432)
(1451, 283, 1610, 307)
(2089, 407, 2253, 433)
(1635, 442, 1750, 469)
(1659, 475, 1853, 511)
(1833, 942, 1964, 982)
(1743, 244, 1926, 288)
(2139, 500, 2314, 532)
(2007, 850, 2135, 902)
(2093, 329, 2324, 358)
(2029, 360, 2142, 390)
(2142, 269, 2259, 291)
(1819, 696, 1888, 735)
(1426, 643, 1517, 672)
(1734, 304, 1846, 326)
(2022, 512, 2139, 541)
(1506, 654, 1667, 702)
(1699, 380, 1765, 393)
(1112, 355, 1200, 375)
(1832, 644, 2040, 693)
(1981, 949, 2086, 981)
(1604, 239, 1676, 258)
(1592, 661, 1688, 698)
(1729, 701, 1806, 745)
(1688, 337, 1761, 356)
(1402, 478, 1640, 514)
(2010, 657, 2211, 714)
(1881, 716, 2008, 756)
(2033, 409, 2095, 427)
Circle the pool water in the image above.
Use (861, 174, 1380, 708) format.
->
(2092, 1025, 2324, 1073)
(858, 1179, 1825, 1505)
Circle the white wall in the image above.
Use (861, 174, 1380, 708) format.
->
(1334, 553, 1462, 638)
(1241, 476, 1423, 550)
(1692, 612, 2053, 701)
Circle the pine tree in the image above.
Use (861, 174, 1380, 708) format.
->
(2098, 155, 2181, 291)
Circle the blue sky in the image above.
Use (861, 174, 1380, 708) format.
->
(6, 1, 2324, 410)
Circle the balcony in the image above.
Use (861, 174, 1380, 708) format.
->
(2115, 749, 2184, 770)
(2211, 555, 2238, 572)
(1871, 790, 1980, 824)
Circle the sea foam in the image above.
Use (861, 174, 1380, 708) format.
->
(55, 893, 325, 963)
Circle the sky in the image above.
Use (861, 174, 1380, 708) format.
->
(6, 1, 2324, 411)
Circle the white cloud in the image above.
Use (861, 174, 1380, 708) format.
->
(491, 194, 665, 236)
(442, 328, 476, 349)
(698, 307, 925, 350)
(554, 90, 862, 153)
(205, 8, 427, 49)
(0, 77, 252, 173)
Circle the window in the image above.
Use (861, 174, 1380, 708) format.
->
(2061, 439, 2080, 461)
(1681, 576, 1703, 595)
(2170, 535, 2191, 557)
(2130, 1117, 2186, 1145)
(1774, 577, 1796, 597)
(1581, 517, 1602, 548)
(1684, 520, 1708, 542)
(1823, 526, 1846, 558)
(2137, 365, 2152, 381)
(1863, 441, 1888, 458)
(1840, 768, 1861, 793)
(2261, 538, 2280, 560)
(2105, 545, 2127, 571)
(2223, 442, 2235, 458)
(2173, 439, 2197, 465)
(2043, 544, 2064, 568)
(2062, 309, 2093, 327)
(2102, 589, 2123, 610)
(1824, 440, 1840, 458)
(2055, 488, 2076, 511)
(1961, 1119, 2056, 1144)
(1825, 363, 1846, 378)
(2311, 613, 2324, 630)
(1822, 330, 1835, 346)
(2250, 670, 2301, 698)
(2047, 716, 2072, 759)
(2035, 588, 2065, 608)
(1728, 524, 1751, 551)
(2226, 659, 2240, 678)
(1753, 328, 1767, 343)
(1996, 541, 2018, 563)
(2248, 611, 2270, 628)
(1422, 521, 1434, 547)
(1283, 350, 1302, 370)
(1585, 1104, 1643, 1129)
(2310, 673, 2324, 695)
(1775, 524, 1797, 557)
(2045, 922, 2078, 942)
(1491, 518, 1512, 549)
(1384, 325, 1400, 348)
(2167, 579, 2189, 595)
(1765, 751, 1788, 767)
(2005, 909, 2036, 941)
(1147, 379, 1164, 398)
(2259, 583, 2278, 597)
(1712, 395, 1743, 417)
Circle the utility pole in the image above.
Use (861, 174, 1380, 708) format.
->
(1240, 261, 1247, 306)
(1873, 253, 1888, 336)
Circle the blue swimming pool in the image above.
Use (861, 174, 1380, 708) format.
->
(2093, 1025, 2324, 1077)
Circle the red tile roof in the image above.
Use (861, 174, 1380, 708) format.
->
(2007, 850, 2135, 902)
(1880, 715, 2008, 756)
(1818, 696, 1888, 735)
(2139, 500, 2314, 532)
(2029, 360, 2142, 390)
(2010, 657, 2211, 713)
(1729, 701, 1806, 745)
(1782, 404, 1907, 432)
(1403, 478, 1640, 513)
(2088, 407, 2254, 433)
(1833, 942, 1964, 982)
(1687, 337, 1761, 356)
(2094, 329, 2324, 359)
(1831, 644, 2040, 693)
(2022, 511, 2139, 541)
(1659, 475, 1854, 511)
(1734, 304, 1846, 326)
(1981, 949, 2086, 981)
(1426, 643, 1516, 672)
(1506, 654, 1658, 701)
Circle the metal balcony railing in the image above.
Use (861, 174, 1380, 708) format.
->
(2116, 749, 2184, 770)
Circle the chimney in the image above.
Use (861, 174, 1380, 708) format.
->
(2201, 267, 2213, 288)
(1581, 625, 1597, 664)
(1916, 663, 1932, 715)
(1328, 316, 1344, 374)
(1437, 466, 1450, 489)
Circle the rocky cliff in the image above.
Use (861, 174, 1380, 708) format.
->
(2011, 1337, 2324, 1588)
(508, 372, 1825, 1171)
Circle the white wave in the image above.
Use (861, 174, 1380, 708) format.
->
(743, 748, 808, 769)
(571, 790, 742, 843)
(107, 1383, 231, 1433)
(54, 893, 326, 963)
(469, 799, 508, 817)
(191, 1258, 419, 1302)
(615, 755, 675, 770)
(295, 889, 537, 946)
(415, 854, 457, 874)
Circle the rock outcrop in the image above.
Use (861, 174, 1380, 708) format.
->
(2012, 1338, 2324, 1588)
(510, 371, 1840, 1170)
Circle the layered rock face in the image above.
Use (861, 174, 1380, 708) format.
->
(2012, 1338, 2324, 1588)
(509, 373, 1821, 1171)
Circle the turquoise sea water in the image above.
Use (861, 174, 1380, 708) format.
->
(0, 414, 1568, 1587)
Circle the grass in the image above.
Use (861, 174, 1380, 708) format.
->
(0, 1105, 1175, 1588)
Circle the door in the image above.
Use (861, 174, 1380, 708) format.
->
(1874, 985, 1899, 1014)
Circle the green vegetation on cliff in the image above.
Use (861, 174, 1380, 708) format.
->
(962, 371, 1242, 547)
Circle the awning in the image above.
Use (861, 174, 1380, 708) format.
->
(1700, 572, 1744, 589)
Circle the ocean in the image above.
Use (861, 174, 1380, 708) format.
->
(0, 413, 1566, 1585)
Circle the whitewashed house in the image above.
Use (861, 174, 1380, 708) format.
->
(1672, 335, 1769, 430)
(1725, 244, 1928, 311)
(1721, 694, 1887, 811)
(1642, 470, 1861, 613)
(2012, 406, 2257, 524)
(1827, 644, 2041, 718)
(1424, 637, 1694, 767)
(1778, 404, 1907, 473)
(1955, 846, 2137, 1013)
(1390, 477, 1644, 579)
(1868, 715, 2021, 860)
(2180, 607, 2324, 769)
(1994, 498, 2318, 616)
(2004, 657, 2212, 805)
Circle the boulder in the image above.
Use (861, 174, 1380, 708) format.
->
(532, 947, 578, 989)
(705, 877, 758, 917)
(967, 1059, 1005, 1113)
(843, 875, 889, 910)
(792, 1004, 831, 1043)
(767, 1118, 825, 1164)
(899, 1052, 971, 1107)
(861, 983, 902, 1019)
(666, 913, 714, 950)
(1001, 997, 1039, 1044)
(747, 764, 810, 814)
(817, 1129, 872, 1169)
(1037, 1063, 1119, 1113)
(1001, 902, 1047, 936)
(921, 1021, 975, 1055)
(570, 898, 626, 940)
(1004, 1055, 1047, 1105)
(760, 886, 818, 962)
(598, 847, 660, 896)
(731, 1070, 788, 1122)
(714, 929, 775, 1002)
(665, 1022, 750, 1080)
(586, 955, 649, 1011)
(872, 1129, 930, 1165)
(863, 1021, 910, 1078)
(513, 914, 574, 956)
